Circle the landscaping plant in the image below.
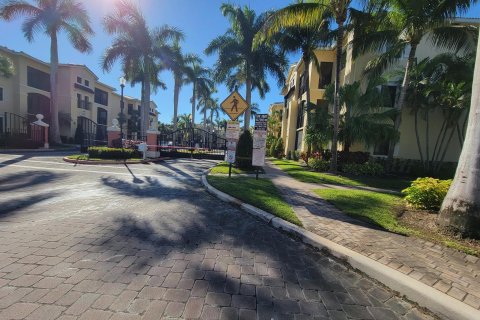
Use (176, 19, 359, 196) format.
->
(236, 130, 253, 169)
(88, 147, 139, 160)
(342, 162, 385, 176)
(402, 177, 452, 211)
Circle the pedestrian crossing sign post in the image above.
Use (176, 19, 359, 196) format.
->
(220, 91, 249, 121)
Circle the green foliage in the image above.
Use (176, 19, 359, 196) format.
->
(273, 138, 284, 159)
(286, 151, 292, 160)
(266, 135, 277, 156)
(309, 159, 330, 172)
(342, 162, 385, 176)
(87, 147, 139, 160)
(293, 151, 300, 161)
(236, 130, 253, 169)
(402, 177, 452, 211)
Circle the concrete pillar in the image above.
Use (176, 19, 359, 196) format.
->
(31, 114, 50, 149)
(146, 129, 160, 158)
(107, 119, 121, 148)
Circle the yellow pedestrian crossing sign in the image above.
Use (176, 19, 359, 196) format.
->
(220, 91, 249, 121)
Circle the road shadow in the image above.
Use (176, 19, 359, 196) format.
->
(0, 192, 61, 220)
(0, 170, 67, 192)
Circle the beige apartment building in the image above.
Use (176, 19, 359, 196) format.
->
(275, 31, 469, 163)
(0, 46, 158, 142)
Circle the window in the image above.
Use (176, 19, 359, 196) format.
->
(298, 74, 306, 98)
(84, 80, 89, 87)
(77, 77, 82, 83)
(0, 87, 3, 101)
(27, 66, 50, 92)
(318, 62, 333, 89)
(94, 88, 108, 106)
(290, 78, 295, 89)
(381, 85, 397, 108)
(128, 103, 133, 115)
(296, 101, 305, 129)
(77, 94, 81, 108)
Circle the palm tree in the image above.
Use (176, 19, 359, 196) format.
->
(0, 0, 94, 144)
(197, 89, 215, 132)
(188, 61, 213, 127)
(0, 55, 14, 77)
(209, 100, 220, 133)
(438, 28, 480, 238)
(324, 78, 398, 153)
(166, 40, 201, 131)
(352, 0, 477, 160)
(205, 3, 287, 130)
(102, 0, 182, 137)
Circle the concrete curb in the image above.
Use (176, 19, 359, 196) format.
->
(201, 170, 479, 320)
(62, 156, 170, 165)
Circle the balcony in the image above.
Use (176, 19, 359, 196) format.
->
(77, 100, 92, 110)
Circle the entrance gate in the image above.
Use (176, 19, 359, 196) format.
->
(157, 127, 226, 160)
(77, 116, 107, 152)
(0, 112, 45, 149)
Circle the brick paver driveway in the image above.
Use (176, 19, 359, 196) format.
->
(0, 153, 434, 320)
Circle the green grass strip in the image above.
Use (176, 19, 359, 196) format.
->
(207, 175, 302, 226)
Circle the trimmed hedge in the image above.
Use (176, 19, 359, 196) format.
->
(87, 147, 139, 159)
(342, 162, 385, 176)
(402, 177, 452, 211)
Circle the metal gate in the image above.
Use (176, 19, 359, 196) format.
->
(77, 116, 107, 152)
(157, 127, 226, 160)
(0, 112, 45, 149)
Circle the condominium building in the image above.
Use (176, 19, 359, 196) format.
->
(275, 28, 470, 163)
(0, 46, 158, 142)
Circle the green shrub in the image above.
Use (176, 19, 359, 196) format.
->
(286, 150, 292, 160)
(402, 177, 452, 211)
(236, 130, 253, 169)
(342, 162, 385, 176)
(88, 147, 139, 159)
(273, 138, 284, 159)
(309, 159, 330, 172)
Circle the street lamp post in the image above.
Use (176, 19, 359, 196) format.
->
(119, 76, 126, 139)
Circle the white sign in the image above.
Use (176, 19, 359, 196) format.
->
(225, 150, 236, 164)
(253, 130, 267, 149)
(226, 140, 237, 151)
(252, 148, 266, 166)
(226, 121, 240, 140)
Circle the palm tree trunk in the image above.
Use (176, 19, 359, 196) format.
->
(244, 67, 252, 131)
(425, 108, 430, 172)
(173, 77, 180, 131)
(330, 21, 344, 173)
(435, 126, 455, 173)
(414, 109, 425, 167)
(142, 73, 151, 138)
(303, 53, 311, 155)
(191, 81, 196, 127)
(388, 43, 418, 160)
(49, 32, 61, 144)
(438, 29, 480, 237)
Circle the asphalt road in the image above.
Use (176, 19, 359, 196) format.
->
(0, 153, 434, 320)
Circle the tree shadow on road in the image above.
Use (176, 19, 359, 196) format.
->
(0, 170, 66, 192)
(0, 192, 62, 220)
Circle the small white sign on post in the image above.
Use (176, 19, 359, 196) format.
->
(225, 150, 236, 164)
(226, 121, 240, 140)
(252, 114, 268, 167)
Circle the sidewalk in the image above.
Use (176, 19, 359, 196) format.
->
(263, 161, 480, 311)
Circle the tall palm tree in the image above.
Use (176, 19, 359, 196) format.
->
(0, 55, 14, 77)
(205, 3, 287, 130)
(208, 100, 220, 133)
(256, 0, 357, 171)
(188, 61, 213, 127)
(102, 0, 182, 137)
(352, 0, 478, 160)
(166, 40, 200, 131)
(0, 0, 94, 144)
(438, 28, 480, 238)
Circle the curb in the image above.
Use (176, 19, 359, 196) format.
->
(62, 156, 170, 165)
(201, 170, 479, 320)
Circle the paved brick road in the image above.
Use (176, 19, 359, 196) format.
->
(0, 153, 434, 319)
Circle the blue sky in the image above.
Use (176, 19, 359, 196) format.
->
(1, 0, 479, 124)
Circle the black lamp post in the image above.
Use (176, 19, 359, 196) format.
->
(119, 76, 126, 139)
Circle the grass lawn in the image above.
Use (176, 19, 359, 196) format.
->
(210, 162, 264, 175)
(271, 159, 411, 191)
(207, 175, 301, 226)
(315, 189, 479, 256)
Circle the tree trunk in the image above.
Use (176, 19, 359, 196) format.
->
(435, 126, 455, 174)
(438, 30, 480, 238)
(142, 73, 150, 138)
(431, 119, 447, 169)
(425, 108, 430, 172)
(173, 76, 180, 131)
(49, 32, 61, 144)
(414, 109, 425, 167)
(191, 81, 196, 127)
(243, 74, 252, 131)
(330, 21, 344, 173)
(388, 43, 418, 160)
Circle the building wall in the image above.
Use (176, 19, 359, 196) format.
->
(0, 46, 158, 140)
